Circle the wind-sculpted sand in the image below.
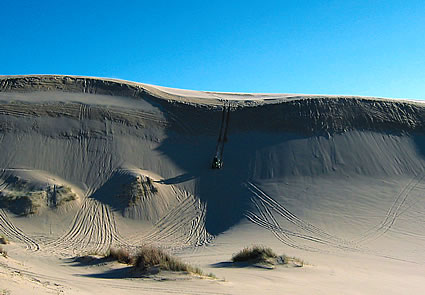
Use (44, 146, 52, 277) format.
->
(0, 75, 425, 294)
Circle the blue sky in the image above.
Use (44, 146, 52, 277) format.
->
(1, 0, 425, 99)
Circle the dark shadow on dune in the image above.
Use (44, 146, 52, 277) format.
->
(80, 266, 135, 279)
(88, 171, 134, 211)
(412, 133, 425, 164)
(210, 261, 235, 268)
(156, 134, 253, 235)
(65, 256, 113, 267)
(155, 173, 196, 185)
(67, 257, 147, 279)
(155, 104, 305, 235)
(210, 261, 272, 269)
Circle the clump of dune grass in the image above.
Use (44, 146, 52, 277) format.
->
(106, 248, 134, 264)
(277, 255, 304, 267)
(232, 245, 277, 263)
(102, 246, 215, 278)
(133, 246, 205, 276)
(0, 246, 7, 258)
(232, 245, 303, 267)
(0, 235, 8, 245)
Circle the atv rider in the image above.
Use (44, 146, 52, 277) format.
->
(211, 156, 222, 169)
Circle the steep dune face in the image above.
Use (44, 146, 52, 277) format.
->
(0, 75, 425, 252)
(149, 91, 425, 237)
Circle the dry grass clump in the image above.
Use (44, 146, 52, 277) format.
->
(0, 236, 7, 257)
(120, 176, 158, 206)
(106, 248, 134, 264)
(0, 182, 77, 216)
(53, 185, 77, 207)
(104, 246, 212, 278)
(0, 246, 7, 258)
(0, 191, 44, 215)
(232, 245, 277, 263)
(232, 245, 304, 267)
(134, 246, 198, 273)
(0, 235, 8, 245)
(278, 255, 304, 267)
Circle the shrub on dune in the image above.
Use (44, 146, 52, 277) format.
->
(232, 245, 303, 267)
(232, 245, 277, 263)
(0, 236, 8, 258)
(0, 246, 7, 258)
(134, 246, 181, 270)
(106, 248, 134, 264)
(103, 246, 212, 278)
(133, 246, 203, 274)
(0, 235, 8, 245)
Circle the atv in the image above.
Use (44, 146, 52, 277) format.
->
(211, 156, 222, 169)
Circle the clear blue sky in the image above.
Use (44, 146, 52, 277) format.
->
(1, 0, 425, 99)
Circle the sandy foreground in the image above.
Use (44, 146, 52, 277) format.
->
(0, 75, 425, 294)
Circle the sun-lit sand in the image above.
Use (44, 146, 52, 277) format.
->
(0, 75, 425, 294)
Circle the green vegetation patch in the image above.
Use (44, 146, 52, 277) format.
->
(104, 246, 215, 278)
(53, 185, 77, 207)
(232, 245, 277, 263)
(118, 176, 158, 206)
(0, 190, 46, 216)
(106, 248, 134, 264)
(0, 176, 77, 215)
(232, 245, 303, 267)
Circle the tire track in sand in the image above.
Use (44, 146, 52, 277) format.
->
(246, 175, 425, 252)
(246, 197, 317, 251)
(245, 182, 365, 253)
(355, 173, 425, 244)
(246, 194, 347, 253)
(45, 199, 131, 254)
(0, 209, 40, 251)
(246, 182, 352, 244)
(131, 191, 213, 250)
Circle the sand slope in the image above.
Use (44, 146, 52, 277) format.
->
(0, 75, 425, 294)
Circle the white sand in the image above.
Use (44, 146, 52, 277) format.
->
(0, 75, 425, 294)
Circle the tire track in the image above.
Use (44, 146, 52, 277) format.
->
(244, 182, 372, 254)
(246, 182, 352, 246)
(246, 197, 310, 250)
(0, 102, 168, 127)
(78, 104, 83, 120)
(45, 199, 131, 254)
(247, 195, 337, 251)
(355, 173, 425, 244)
(245, 211, 323, 252)
(0, 209, 40, 251)
(132, 192, 213, 249)
(246, 177, 425, 255)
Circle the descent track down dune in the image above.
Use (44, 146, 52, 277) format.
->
(1, 75, 425, 260)
(212, 104, 230, 169)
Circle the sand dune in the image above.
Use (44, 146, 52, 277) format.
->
(0, 75, 425, 294)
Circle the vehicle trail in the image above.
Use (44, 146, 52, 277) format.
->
(214, 103, 231, 164)
(45, 199, 131, 254)
(246, 197, 316, 251)
(244, 182, 376, 253)
(0, 209, 40, 251)
(131, 191, 213, 250)
(355, 173, 425, 244)
(246, 182, 353, 245)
